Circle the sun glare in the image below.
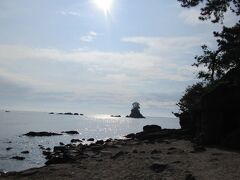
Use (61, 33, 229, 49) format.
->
(93, 0, 113, 15)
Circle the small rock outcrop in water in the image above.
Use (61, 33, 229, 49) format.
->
(11, 156, 25, 160)
(56, 112, 83, 116)
(64, 112, 73, 115)
(24, 131, 62, 137)
(71, 139, 82, 143)
(110, 115, 121, 117)
(126, 102, 145, 118)
(21, 151, 30, 154)
(61, 131, 79, 135)
(6, 147, 12, 151)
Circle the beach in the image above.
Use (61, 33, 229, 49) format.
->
(1, 127, 240, 180)
(1, 0, 240, 179)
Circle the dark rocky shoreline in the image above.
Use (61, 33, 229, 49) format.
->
(0, 125, 192, 177)
(1, 125, 240, 180)
(41, 125, 190, 166)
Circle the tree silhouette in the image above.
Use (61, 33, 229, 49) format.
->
(193, 22, 240, 83)
(178, 0, 240, 23)
(175, 82, 205, 114)
(214, 22, 240, 70)
(132, 102, 140, 110)
(193, 45, 221, 83)
(175, 0, 240, 130)
(177, 1, 240, 85)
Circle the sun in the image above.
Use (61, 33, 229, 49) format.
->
(93, 0, 113, 15)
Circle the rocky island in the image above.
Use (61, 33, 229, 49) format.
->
(126, 102, 145, 118)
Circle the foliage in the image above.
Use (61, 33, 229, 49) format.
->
(193, 45, 222, 82)
(175, 0, 240, 118)
(193, 22, 240, 83)
(214, 22, 240, 69)
(178, 0, 240, 23)
(132, 102, 140, 110)
(175, 82, 205, 115)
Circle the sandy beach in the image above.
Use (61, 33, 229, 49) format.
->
(1, 127, 240, 180)
(1, 0, 239, 179)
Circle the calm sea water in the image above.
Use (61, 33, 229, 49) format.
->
(0, 110, 180, 172)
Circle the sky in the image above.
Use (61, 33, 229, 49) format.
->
(0, 0, 237, 117)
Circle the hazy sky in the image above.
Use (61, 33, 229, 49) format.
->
(0, 0, 237, 116)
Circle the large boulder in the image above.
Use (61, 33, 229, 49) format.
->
(135, 125, 179, 141)
(143, 125, 162, 133)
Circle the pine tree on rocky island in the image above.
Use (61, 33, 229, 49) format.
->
(126, 102, 145, 118)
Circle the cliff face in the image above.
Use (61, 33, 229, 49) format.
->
(201, 83, 240, 147)
(180, 67, 240, 148)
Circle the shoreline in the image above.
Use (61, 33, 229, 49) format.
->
(1, 125, 240, 180)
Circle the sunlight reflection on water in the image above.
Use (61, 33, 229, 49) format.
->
(0, 111, 179, 172)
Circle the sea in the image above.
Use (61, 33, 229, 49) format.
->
(0, 110, 180, 172)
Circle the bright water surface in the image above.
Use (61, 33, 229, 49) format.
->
(0, 110, 180, 172)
